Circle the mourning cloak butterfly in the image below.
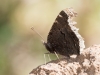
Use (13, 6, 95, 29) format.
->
(43, 8, 85, 57)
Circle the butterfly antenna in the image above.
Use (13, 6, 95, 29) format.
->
(31, 27, 45, 43)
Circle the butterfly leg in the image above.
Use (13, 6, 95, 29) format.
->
(44, 52, 51, 64)
(47, 53, 51, 61)
(54, 51, 59, 59)
(44, 53, 46, 64)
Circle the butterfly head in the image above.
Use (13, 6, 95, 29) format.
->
(42, 40, 54, 53)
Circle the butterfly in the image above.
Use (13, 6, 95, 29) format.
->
(43, 8, 85, 57)
(31, 8, 85, 58)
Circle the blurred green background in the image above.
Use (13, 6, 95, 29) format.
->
(0, 0, 100, 75)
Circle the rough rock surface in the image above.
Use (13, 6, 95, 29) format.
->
(29, 45, 100, 75)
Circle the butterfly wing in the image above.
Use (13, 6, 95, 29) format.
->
(46, 9, 80, 57)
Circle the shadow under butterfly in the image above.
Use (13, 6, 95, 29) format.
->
(31, 8, 85, 58)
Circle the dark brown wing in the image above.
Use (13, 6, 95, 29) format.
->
(46, 10, 80, 57)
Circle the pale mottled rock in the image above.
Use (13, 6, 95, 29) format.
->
(29, 45, 100, 75)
